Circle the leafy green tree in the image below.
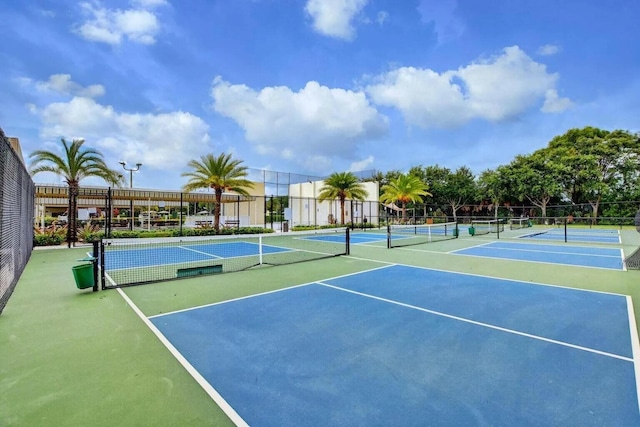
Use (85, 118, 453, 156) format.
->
(29, 138, 123, 246)
(182, 153, 254, 232)
(477, 167, 509, 219)
(423, 165, 476, 221)
(505, 150, 567, 218)
(546, 127, 640, 221)
(318, 172, 368, 225)
(380, 173, 432, 223)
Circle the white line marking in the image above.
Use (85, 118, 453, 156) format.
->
(626, 296, 640, 413)
(449, 251, 623, 271)
(317, 282, 634, 362)
(115, 288, 249, 427)
(448, 241, 496, 254)
(468, 244, 622, 258)
(149, 262, 397, 318)
(178, 245, 224, 258)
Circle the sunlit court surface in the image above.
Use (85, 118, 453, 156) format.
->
(90, 223, 639, 427)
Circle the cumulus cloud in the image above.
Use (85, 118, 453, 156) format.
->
(211, 76, 387, 172)
(541, 89, 572, 113)
(305, 0, 368, 40)
(74, 1, 166, 45)
(537, 44, 561, 56)
(350, 155, 375, 172)
(365, 46, 570, 128)
(38, 97, 210, 169)
(33, 74, 105, 98)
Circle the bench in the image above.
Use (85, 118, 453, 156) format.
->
(224, 220, 240, 228)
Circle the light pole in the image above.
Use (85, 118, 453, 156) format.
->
(119, 161, 142, 230)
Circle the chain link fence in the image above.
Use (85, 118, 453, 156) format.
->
(0, 128, 35, 315)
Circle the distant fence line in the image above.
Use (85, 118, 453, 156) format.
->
(0, 128, 35, 315)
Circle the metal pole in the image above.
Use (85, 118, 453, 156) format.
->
(119, 161, 142, 231)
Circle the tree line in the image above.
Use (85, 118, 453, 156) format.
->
(366, 126, 640, 222)
(29, 126, 640, 244)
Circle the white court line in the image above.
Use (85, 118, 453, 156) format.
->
(626, 296, 640, 412)
(467, 244, 622, 259)
(448, 241, 497, 254)
(449, 251, 623, 271)
(149, 262, 396, 319)
(116, 288, 249, 427)
(317, 281, 634, 363)
(178, 245, 224, 258)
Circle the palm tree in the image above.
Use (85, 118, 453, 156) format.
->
(380, 173, 431, 223)
(29, 138, 123, 247)
(318, 172, 368, 225)
(182, 153, 254, 232)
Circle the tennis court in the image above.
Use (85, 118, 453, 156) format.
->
(147, 264, 640, 426)
(452, 241, 625, 270)
(5, 225, 640, 426)
(518, 227, 622, 244)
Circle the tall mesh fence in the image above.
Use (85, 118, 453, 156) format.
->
(0, 129, 35, 315)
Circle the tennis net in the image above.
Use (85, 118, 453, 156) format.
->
(509, 218, 530, 230)
(387, 222, 458, 248)
(471, 219, 504, 235)
(100, 228, 349, 287)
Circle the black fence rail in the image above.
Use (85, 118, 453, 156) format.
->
(0, 129, 35, 315)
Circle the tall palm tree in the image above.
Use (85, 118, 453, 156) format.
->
(318, 172, 368, 225)
(380, 173, 431, 223)
(182, 153, 254, 232)
(29, 138, 123, 246)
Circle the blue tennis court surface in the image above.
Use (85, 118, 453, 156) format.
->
(105, 241, 291, 269)
(518, 227, 621, 244)
(150, 265, 639, 426)
(452, 241, 625, 270)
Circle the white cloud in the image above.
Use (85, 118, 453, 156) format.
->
(366, 46, 569, 128)
(34, 74, 105, 98)
(38, 97, 210, 170)
(350, 155, 375, 172)
(541, 89, 572, 113)
(75, 1, 164, 45)
(211, 76, 387, 172)
(305, 0, 368, 40)
(537, 44, 561, 56)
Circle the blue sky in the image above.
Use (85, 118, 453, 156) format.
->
(2, 0, 639, 190)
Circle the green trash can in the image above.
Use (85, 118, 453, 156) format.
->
(527, 220, 533, 228)
(469, 226, 475, 236)
(452, 227, 459, 237)
(72, 258, 95, 289)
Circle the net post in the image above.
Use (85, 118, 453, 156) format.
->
(345, 228, 350, 255)
(92, 240, 99, 292)
(386, 224, 391, 249)
(99, 238, 106, 290)
(455, 220, 459, 239)
(259, 234, 264, 265)
(497, 218, 500, 240)
(564, 217, 568, 243)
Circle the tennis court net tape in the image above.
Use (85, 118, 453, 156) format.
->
(387, 222, 458, 248)
(100, 228, 350, 287)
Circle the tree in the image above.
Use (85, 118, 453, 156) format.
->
(29, 138, 123, 246)
(423, 165, 476, 221)
(182, 153, 254, 232)
(505, 150, 567, 218)
(318, 172, 368, 225)
(477, 167, 509, 219)
(380, 173, 431, 223)
(546, 127, 640, 222)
